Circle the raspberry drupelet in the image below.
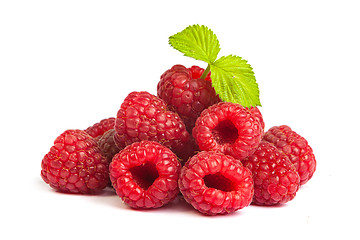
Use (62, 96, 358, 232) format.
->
(110, 141, 181, 209)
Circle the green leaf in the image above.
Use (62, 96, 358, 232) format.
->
(210, 55, 261, 108)
(169, 24, 220, 64)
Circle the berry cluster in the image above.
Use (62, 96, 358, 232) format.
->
(40, 24, 316, 216)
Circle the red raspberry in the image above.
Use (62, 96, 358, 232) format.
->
(41, 129, 109, 193)
(179, 151, 254, 215)
(189, 65, 211, 80)
(263, 125, 316, 185)
(109, 141, 181, 209)
(85, 117, 115, 139)
(242, 141, 300, 205)
(97, 129, 121, 187)
(176, 136, 200, 165)
(114, 91, 190, 159)
(192, 102, 263, 160)
(157, 65, 220, 132)
(97, 129, 121, 164)
(248, 106, 265, 132)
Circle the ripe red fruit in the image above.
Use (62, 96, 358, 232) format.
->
(248, 106, 265, 132)
(85, 117, 115, 139)
(192, 102, 263, 160)
(176, 136, 200, 165)
(114, 91, 190, 159)
(263, 125, 316, 185)
(41, 129, 109, 193)
(242, 141, 300, 205)
(179, 151, 254, 215)
(97, 129, 121, 187)
(110, 141, 181, 209)
(157, 65, 220, 132)
(97, 129, 121, 164)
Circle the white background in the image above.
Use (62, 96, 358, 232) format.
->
(1, 0, 359, 239)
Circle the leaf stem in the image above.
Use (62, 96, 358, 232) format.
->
(200, 64, 211, 79)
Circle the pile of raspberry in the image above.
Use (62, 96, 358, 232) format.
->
(41, 65, 316, 216)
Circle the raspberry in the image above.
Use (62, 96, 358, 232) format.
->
(248, 106, 265, 132)
(114, 91, 190, 159)
(41, 129, 109, 193)
(179, 151, 254, 215)
(189, 65, 211, 80)
(97, 129, 121, 164)
(109, 141, 181, 209)
(242, 141, 300, 205)
(192, 102, 263, 160)
(263, 125, 316, 185)
(176, 136, 200, 165)
(157, 65, 220, 132)
(97, 129, 120, 187)
(85, 117, 115, 139)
